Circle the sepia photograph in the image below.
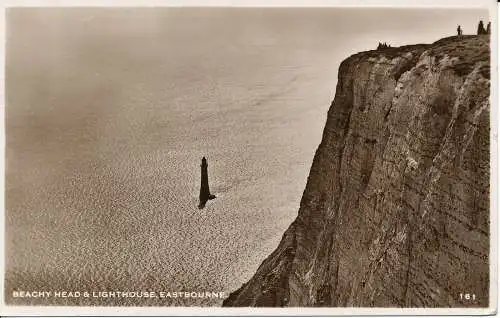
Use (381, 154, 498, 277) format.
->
(1, 0, 497, 315)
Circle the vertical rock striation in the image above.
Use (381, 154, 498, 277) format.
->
(223, 35, 490, 307)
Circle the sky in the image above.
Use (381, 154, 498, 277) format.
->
(6, 7, 490, 105)
(6, 7, 489, 89)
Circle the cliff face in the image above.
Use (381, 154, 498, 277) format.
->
(224, 35, 490, 307)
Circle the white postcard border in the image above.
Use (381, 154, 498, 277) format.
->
(0, 0, 497, 316)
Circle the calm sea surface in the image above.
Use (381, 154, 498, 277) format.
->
(6, 9, 343, 306)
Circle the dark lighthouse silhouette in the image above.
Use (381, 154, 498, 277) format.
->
(198, 157, 216, 209)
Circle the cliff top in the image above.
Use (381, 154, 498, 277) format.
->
(345, 35, 490, 79)
(429, 35, 490, 78)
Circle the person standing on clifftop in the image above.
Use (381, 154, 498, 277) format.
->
(457, 25, 463, 36)
(477, 20, 486, 35)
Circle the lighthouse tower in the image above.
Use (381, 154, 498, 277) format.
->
(198, 157, 216, 209)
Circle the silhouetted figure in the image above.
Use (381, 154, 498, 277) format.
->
(198, 157, 216, 209)
(477, 20, 486, 35)
(377, 42, 391, 50)
(487, 22, 491, 34)
(457, 25, 463, 36)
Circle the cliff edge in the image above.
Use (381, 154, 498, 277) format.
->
(223, 35, 490, 307)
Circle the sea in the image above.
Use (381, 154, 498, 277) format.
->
(5, 8, 347, 306)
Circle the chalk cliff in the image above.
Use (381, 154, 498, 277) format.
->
(224, 35, 490, 307)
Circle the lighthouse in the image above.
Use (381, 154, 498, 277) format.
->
(198, 157, 216, 209)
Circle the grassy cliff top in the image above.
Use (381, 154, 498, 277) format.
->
(345, 35, 490, 79)
(430, 35, 490, 78)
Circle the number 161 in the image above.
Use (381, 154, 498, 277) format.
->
(460, 293, 476, 301)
